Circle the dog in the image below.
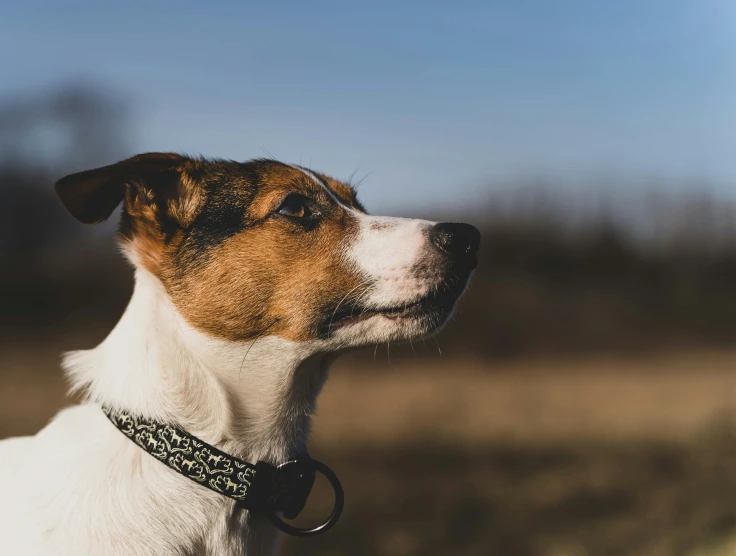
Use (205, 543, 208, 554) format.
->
(0, 153, 479, 555)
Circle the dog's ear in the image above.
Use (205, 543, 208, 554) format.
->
(55, 152, 198, 225)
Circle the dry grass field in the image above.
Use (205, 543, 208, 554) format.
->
(4, 341, 736, 555)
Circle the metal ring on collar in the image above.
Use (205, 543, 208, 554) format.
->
(266, 459, 344, 537)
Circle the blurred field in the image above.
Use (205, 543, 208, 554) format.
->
(5, 345, 736, 555)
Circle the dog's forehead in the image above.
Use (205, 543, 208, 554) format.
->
(196, 159, 362, 211)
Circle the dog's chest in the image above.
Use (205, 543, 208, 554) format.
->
(0, 406, 272, 556)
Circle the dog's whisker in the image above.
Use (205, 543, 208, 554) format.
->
(347, 286, 372, 319)
(327, 281, 371, 330)
(352, 171, 373, 190)
(239, 319, 279, 382)
(346, 167, 360, 188)
(260, 146, 277, 161)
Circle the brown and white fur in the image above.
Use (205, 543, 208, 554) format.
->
(0, 153, 480, 556)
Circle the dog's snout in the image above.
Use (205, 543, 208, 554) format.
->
(429, 222, 481, 265)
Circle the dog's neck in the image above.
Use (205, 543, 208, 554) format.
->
(64, 268, 330, 464)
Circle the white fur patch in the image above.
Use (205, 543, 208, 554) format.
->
(347, 213, 437, 308)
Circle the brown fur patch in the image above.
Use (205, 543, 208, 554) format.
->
(168, 170, 206, 228)
(119, 159, 208, 275)
(161, 211, 362, 342)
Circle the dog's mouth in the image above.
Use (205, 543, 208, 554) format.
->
(321, 287, 459, 335)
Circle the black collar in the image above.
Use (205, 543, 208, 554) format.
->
(102, 406, 343, 537)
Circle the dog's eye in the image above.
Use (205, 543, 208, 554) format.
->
(276, 194, 311, 219)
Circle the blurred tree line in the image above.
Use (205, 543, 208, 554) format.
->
(0, 86, 133, 337)
(3, 86, 736, 361)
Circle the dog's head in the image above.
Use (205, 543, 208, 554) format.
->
(56, 153, 479, 351)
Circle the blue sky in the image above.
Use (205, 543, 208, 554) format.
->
(1, 1, 735, 213)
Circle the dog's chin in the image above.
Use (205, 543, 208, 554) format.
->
(323, 287, 461, 346)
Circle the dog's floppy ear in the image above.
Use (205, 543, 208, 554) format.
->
(55, 153, 193, 225)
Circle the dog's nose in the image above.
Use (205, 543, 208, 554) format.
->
(429, 222, 481, 266)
